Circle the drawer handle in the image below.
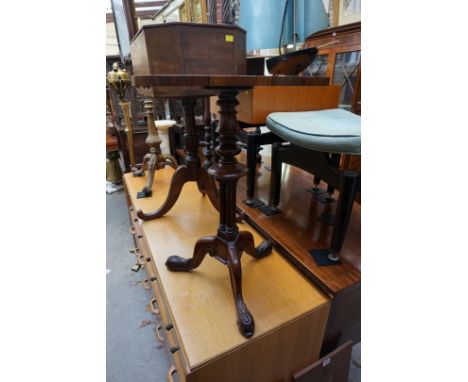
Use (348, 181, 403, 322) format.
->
(149, 297, 160, 315)
(141, 279, 151, 291)
(165, 323, 173, 331)
(137, 255, 146, 266)
(137, 234, 143, 239)
(129, 226, 136, 234)
(167, 366, 177, 382)
(150, 276, 157, 282)
(170, 346, 180, 354)
(155, 324, 165, 344)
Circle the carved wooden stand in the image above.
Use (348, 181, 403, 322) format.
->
(133, 99, 178, 198)
(137, 98, 219, 218)
(165, 91, 273, 338)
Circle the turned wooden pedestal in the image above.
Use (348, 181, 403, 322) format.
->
(165, 91, 272, 337)
(123, 170, 330, 381)
(133, 74, 329, 338)
(136, 98, 218, 216)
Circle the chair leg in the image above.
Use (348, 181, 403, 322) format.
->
(242, 133, 264, 208)
(329, 170, 360, 259)
(315, 154, 340, 204)
(310, 170, 359, 265)
(259, 142, 282, 216)
(306, 175, 326, 195)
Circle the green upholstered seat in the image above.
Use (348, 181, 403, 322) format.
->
(266, 108, 361, 155)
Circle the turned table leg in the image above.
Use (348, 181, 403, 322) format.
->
(165, 90, 272, 338)
(137, 98, 219, 220)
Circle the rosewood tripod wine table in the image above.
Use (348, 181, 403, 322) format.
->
(136, 97, 219, 219)
(133, 74, 329, 338)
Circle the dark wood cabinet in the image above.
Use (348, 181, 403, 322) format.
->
(130, 22, 247, 98)
(304, 22, 361, 115)
(304, 22, 361, 175)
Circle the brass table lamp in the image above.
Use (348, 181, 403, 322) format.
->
(106, 62, 136, 170)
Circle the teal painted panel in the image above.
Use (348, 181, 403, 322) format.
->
(301, 0, 329, 41)
(239, 0, 293, 51)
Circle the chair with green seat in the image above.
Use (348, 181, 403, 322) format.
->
(259, 108, 361, 265)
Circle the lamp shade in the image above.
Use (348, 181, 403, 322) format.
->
(239, 0, 293, 51)
(302, 0, 329, 41)
(239, 0, 329, 51)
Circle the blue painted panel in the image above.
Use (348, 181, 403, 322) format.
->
(239, 0, 293, 51)
(302, 0, 329, 41)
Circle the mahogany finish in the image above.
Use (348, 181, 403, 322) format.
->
(136, 98, 219, 220)
(122, 170, 331, 381)
(236, 156, 360, 295)
(165, 91, 273, 338)
(133, 74, 329, 338)
(235, 154, 360, 350)
(133, 74, 329, 90)
(305, 22, 361, 173)
(130, 23, 247, 98)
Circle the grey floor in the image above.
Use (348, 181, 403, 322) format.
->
(106, 189, 360, 382)
(107, 190, 170, 382)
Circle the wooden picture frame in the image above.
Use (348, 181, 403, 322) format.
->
(179, 0, 208, 23)
(111, 0, 138, 61)
(334, 0, 361, 26)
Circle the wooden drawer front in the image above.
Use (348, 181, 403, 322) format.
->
(123, 171, 331, 382)
(128, 208, 157, 272)
(235, 85, 340, 124)
(293, 341, 353, 382)
(148, 263, 189, 381)
(166, 328, 187, 382)
(167, 365, 178, 382)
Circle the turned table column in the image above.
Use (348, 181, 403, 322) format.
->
(132, 74, 330, 338)
(136, 97, 219, 219)
(165, 90, 273, 338)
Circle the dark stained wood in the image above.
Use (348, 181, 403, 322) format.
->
(130, 23, 247, 97)
(122, 0, 139, 40)
(165, 91, 273, 339)
(133, 74, 330, 90)
(320, 283, 360, 356)
(305, 21, 361, 41)
(236, 155, 360, 296)
(235, 153, 361, 351)
(305, 22, 360, 117)
(136, 98, 219, 219)
(132, 73, 333, 338)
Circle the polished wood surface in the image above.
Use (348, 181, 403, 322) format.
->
(130, 23, 247, 97)
(124, 170, 330, 379)
(214, 85, 340, 124)
(235, 154, 360, 351)
(305, 22, 361, 85)
(131, 75, 333, 338)
(133, 74, 330, 90)
(306, 22, 361, 174)
(136, 98, 218, 219)
(236, 154, 361, 296)
(163, 91, 275, 338)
